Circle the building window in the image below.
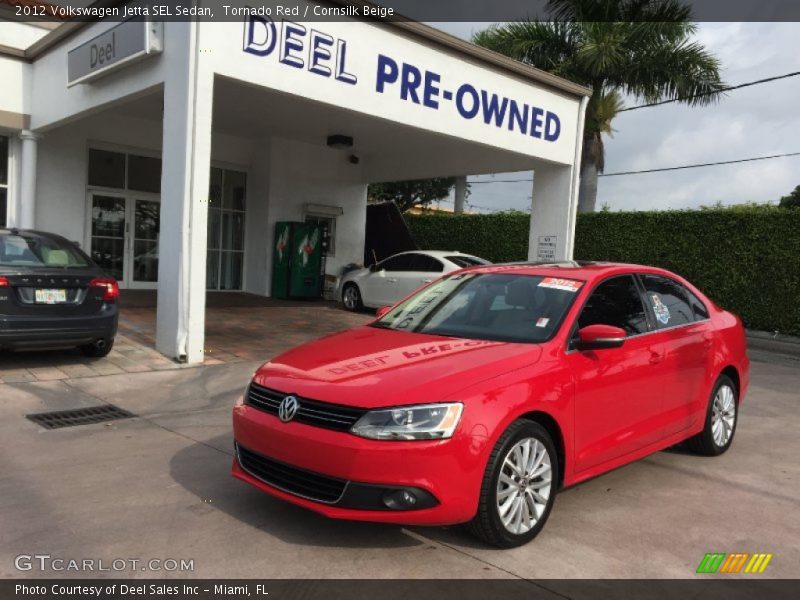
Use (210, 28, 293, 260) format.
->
(88, 148, 161, 192)
(304, 214, 335, 256)
(207, 167, 246, 290)
(0, 136, 8, 227)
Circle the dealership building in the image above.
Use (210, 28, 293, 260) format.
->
(0, 1, 589, 363)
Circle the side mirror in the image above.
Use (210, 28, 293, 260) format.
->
(575, 324, 626, 351)
(376, 306, 392, 318)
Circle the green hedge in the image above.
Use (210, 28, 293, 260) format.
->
(406, 207, 800, 336)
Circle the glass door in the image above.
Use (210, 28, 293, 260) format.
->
(88, 193, 160, 289)
(89, 193, 127, 282)
(129, 198, 160, 289)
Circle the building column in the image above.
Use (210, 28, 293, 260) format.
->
(453, 176, 467, 214)
(155, 22, 212, 363)
(18, 130, 40, 229)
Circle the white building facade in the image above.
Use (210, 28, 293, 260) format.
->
(0, 2, 589, 363)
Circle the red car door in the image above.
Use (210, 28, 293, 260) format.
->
(566, 275, 668, 473)
(639, 274, 713, 437)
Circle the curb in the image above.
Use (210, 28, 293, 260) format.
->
(746, 330, 800, 358)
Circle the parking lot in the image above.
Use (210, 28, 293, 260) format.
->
(0, 301, 798, 580)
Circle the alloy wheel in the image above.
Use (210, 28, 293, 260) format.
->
(711, 384, 736, 447)
(343, 287, 357, 309)
(496, 437, 552, 535)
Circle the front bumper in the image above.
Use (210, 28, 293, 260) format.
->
(232, 402, 488, 525)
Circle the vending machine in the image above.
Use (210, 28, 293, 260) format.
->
(271, 221, 327, 299)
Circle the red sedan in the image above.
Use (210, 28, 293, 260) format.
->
(232, 262, 748, 547)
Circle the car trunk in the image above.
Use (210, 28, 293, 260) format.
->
(0, 270, 107, 320)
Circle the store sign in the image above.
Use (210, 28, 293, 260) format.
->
(243, 16, 562, 143)
(68, 19, 163, 86)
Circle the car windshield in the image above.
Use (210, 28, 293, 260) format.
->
(0, 234, 90, 268)
(372, 272, 584, 343)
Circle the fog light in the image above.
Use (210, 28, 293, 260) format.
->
(382, 489, 419, 510)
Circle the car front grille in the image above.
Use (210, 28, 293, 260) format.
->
(236, 444, 348, 504)
(246, 383, 368, 432)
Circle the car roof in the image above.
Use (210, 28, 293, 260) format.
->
(392, 250, 481, 259)
(0, 228, 66, 240)
(457, 260, 679, 282)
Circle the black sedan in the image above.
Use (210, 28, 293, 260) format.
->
(0, 228, 119, 357)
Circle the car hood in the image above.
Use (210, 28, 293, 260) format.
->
(253, 326, 542, 408)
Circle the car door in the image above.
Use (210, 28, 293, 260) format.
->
(400, 254, 444, 296)
(361, 254, 412, 307)
(639, 273, 713, 437)
(566, 275, 668, 473)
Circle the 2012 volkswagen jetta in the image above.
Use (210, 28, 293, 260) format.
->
(232, 262, 748, 547)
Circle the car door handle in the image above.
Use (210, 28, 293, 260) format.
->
(387, 278, 397, 283)
(649, 351, 663, 365)
(422, 279, 432, 284)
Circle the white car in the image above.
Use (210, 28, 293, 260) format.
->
(340, 250, 490, 311)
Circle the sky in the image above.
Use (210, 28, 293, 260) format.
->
(432, 22, 800, 213)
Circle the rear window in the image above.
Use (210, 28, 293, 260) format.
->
(446, 255, 488, 268)
(0, 235, 90, 268)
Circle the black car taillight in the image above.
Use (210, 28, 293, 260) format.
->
(89, 277, 120, 302)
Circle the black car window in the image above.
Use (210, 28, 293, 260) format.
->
(577, 275, 649, 335)
(410, 254, 445, 273)
(640, 274, 694, 329)
(380, 254, 414, 272)
(0, 234, 90, 268)
(687, 290, 710, 320)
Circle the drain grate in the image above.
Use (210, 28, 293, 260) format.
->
(26, 404, 135, 430)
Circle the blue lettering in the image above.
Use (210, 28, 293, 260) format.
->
(243, 15, 276, 57)
(545, 112, 561, 141)
(423, 71, 441, 109)
(335, 39, 357, 85)
(308, 30, 333, 77)
(481, 90, 508, 127)
(376, 54, 398, 93)
(508, 100, 528, 133)
(279, 21, 305, 69)
(456, 84, 479, 119)
(401, 63, 422, 104)
(530, 107, 545, 138)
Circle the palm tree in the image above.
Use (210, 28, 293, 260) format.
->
(473, 0, 725, 212)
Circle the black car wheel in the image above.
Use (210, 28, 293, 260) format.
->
(342, 283, 363, 311)
(687, 374, 738, 456)
(80, 337, 114, 358)
(468, 420, 558, 548)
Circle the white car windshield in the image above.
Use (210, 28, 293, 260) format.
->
(372, 272, 584, 343)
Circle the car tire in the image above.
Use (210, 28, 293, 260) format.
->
(80, 337, 114, 358)
(342, 283, 363, 312)
(468, 420, 558, 548)
(687, 374, 738, 456)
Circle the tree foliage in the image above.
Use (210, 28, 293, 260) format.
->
(367, 178, 457, 213)
(779, 185, 800, 208)
(473, 0, 725, 212)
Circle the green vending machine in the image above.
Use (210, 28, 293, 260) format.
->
(271, 221, 327, 299)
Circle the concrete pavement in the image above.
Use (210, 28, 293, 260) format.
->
(1, 352, 797, 579)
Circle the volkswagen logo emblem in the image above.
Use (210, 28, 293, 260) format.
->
(278, 395, 300, 423)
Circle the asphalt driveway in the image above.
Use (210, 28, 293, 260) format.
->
(0, 348, 797, 580)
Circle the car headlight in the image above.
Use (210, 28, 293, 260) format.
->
(350, 403, 463, 440)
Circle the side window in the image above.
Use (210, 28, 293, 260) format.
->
(687, 290, 710, 321)
(381, 255, 413, 272)
(411, 255, 445, 273)
(577, 275, 649, 336)
(640, 275, 694, 328)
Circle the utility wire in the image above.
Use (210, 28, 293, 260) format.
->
(466, 151, 800, 183)
(619, 70, 800, 112)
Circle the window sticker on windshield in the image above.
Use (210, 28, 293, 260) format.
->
(538, 277, 583, 292)
(536, 317, 550, 328)
(651, 293, 671, 325)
